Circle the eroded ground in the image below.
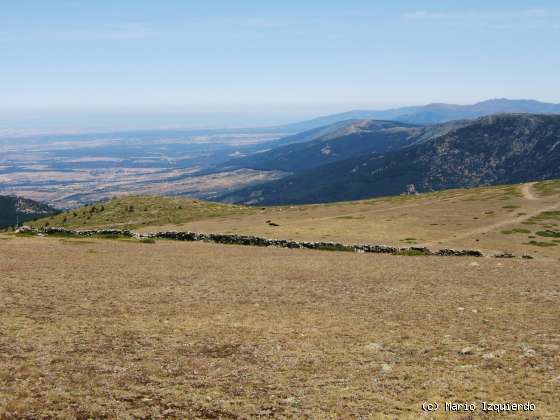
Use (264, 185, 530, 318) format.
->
(1, 236, 559, 418)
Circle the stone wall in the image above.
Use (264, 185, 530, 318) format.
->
(20, 226, 500, 258)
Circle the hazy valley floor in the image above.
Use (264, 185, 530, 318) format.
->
(1, 236, 559, 418)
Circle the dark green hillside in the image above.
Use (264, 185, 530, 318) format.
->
(221, 114, 560, 205)
(0, 196, 59, 229)
(216, 120, 422, 174)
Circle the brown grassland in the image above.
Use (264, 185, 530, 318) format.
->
(30, 180, 560, 259)
(1, 180, 560, 418)
(1, 237, 560, 418)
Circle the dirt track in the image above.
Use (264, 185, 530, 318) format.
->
(419, 183, 560, 248)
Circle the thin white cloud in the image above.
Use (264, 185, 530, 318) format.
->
(401, 8, 558, 25)
(185, 17, 294, 31)
(227, 18, 292, 30)
(53, 22, 156, 40)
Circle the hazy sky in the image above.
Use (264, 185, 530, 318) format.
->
(1, 0, 560, 129)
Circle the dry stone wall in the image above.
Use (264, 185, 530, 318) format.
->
(17, 226, 508, 258)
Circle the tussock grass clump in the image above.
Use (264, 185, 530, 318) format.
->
(534, 179, 560, 196)
(524, 240, 558, 247)
(536, 230, 560, 238)
(501, 228, 531, 235)
(525, 211, 560, 227)
(401, 237, 424, 245)
(60, 239, 95, 245)
(532, 211, 560, 221)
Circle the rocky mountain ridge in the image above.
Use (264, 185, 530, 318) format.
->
(219, 113, 560, 205)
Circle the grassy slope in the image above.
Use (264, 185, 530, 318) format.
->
(29, 195, 254, 230)
(29, 181, 560, 258)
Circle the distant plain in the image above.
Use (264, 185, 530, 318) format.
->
(0, 129, 288, 208)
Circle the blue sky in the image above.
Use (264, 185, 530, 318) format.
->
(1, 0, 559, 129)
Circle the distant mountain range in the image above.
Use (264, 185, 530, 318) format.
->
(280, 98, 560, 132)
(0, 196, 59, 229)
(214, 120, 423, 174)
(4, 98, 560, 210)
(219, 114, 560, 205)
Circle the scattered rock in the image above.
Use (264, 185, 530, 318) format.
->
(380, 364, 392, 374)
(459, 347, 475, 355)
(280, 396, 298, 405)
(520, 343, 536, 357)
(495, 252, 516, 258)
(404, 184, 418, 195)
(436, 248, 484, 257)
(364, 342, 383, 352)
(15, 225, 32, 233)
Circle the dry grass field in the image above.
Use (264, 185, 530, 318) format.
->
(3, 180, 560, 417)
(31, 180, 560, 259)
(1, 235, 560, 418)
(168, 182, 560, 259)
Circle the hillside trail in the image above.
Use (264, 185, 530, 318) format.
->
(521, 182, 539, 200)
(419, 182, 560, 248)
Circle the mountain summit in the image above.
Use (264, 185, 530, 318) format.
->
(282, 99, 560, 132)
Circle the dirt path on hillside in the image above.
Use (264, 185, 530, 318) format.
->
(521, 182, 538, 200)
(419, 183, 560, 248)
